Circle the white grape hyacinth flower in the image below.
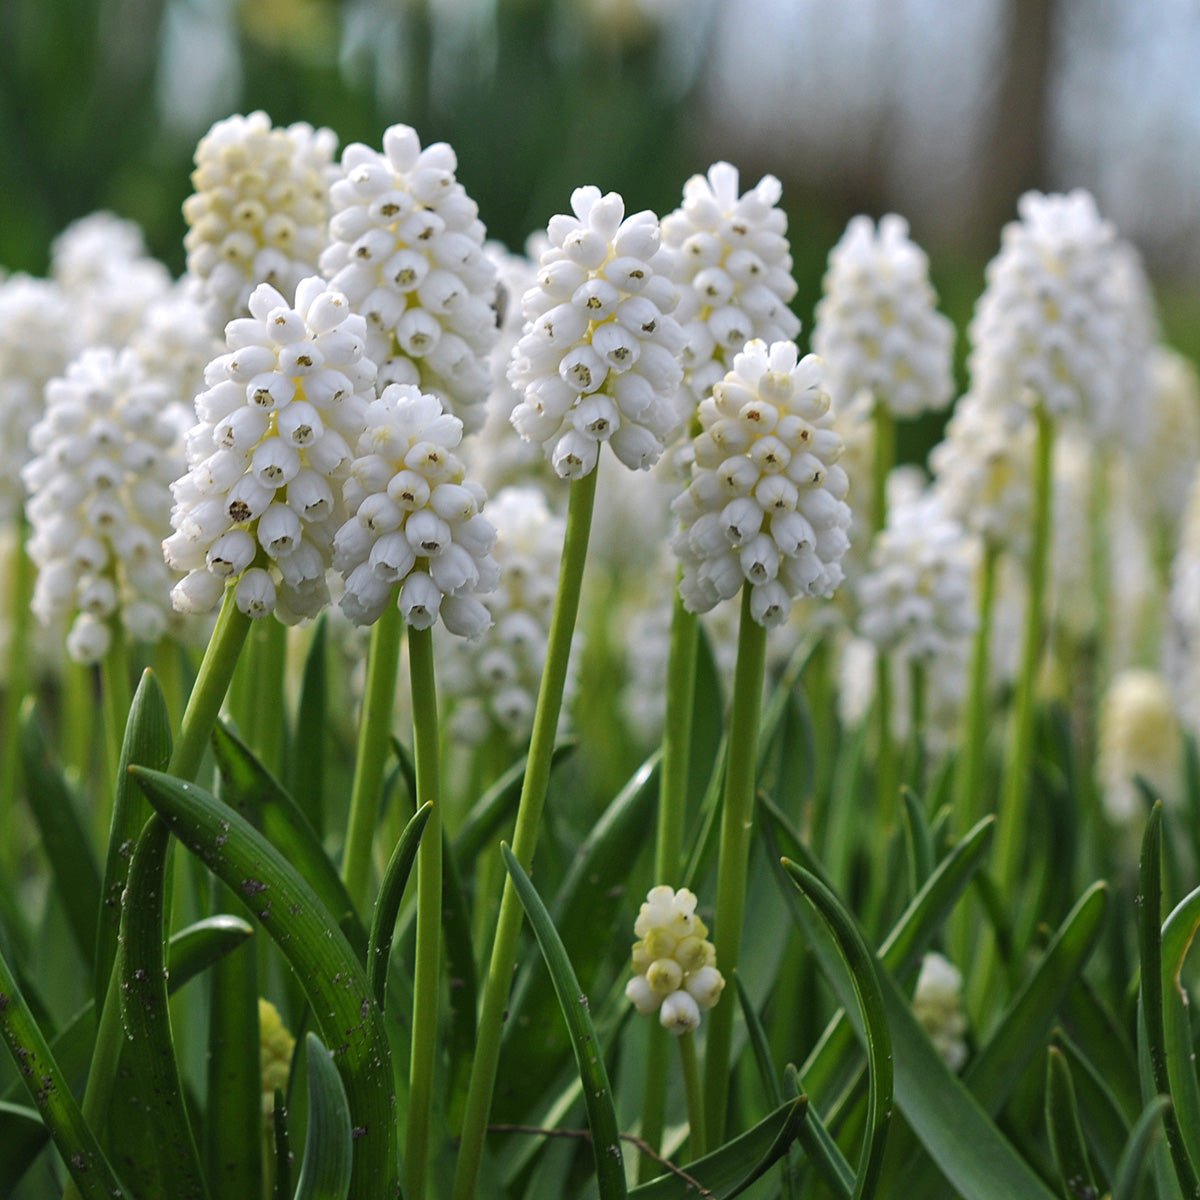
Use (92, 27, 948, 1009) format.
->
(672, 339, 852, 627)
(912, 953, 968, 1071)
(661, 161, 800, 414)
(164, 277, 377, 622)
(509, 186, 687, 478)
(184, 111, 339, 334)
(333, 383, 498, 635)
(22, 347, 184, 663)
(813, 213, 954, 420)
(321, 125, 499, 433)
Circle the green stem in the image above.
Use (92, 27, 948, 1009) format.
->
(451, 466, 598, 1200)
(0, 526, 34, 875)
(341, 600, 404, 913)
(994, 404, 1055, 898)
(703, 585, 768, 1143)
(640, 594, 699, 1177)
(955, 540, 999, 831)
(678, 1029, 706, 1162)
(875, 648, 897, 822)
(99, 622, 132, 844)
(62, 659, 94, 785)
(406, 624, 442, 1200)
(167, 587, 253, 783)
(906, 658, 926, 793)
(234, 618, 288, 778)
(871, 398, 894, 537)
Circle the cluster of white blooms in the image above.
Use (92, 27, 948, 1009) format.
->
(321, 125, 498, 432)
(22, 348, 184, 662)
(813, 214, 954, 419)
(856, 485, 976, 663)
(184, 111, 339, 334)
(672, 340, 851, 626)
(1048, 432, 1097, 644)
(333, 384, 497, 634)
(912, 953, 968, 1071)
(165, 278, 376, 622)
(509, 186, 686, 478)
(437, 485, 564, 741)
(968, 189, 1153, 433)
(660, 162, 800, 413)
(626, 886, 724, 1035)
(0, 274, 77, 523)
(1167, 472, 1200, 743)
(1098, 668, 1181, 829)
(128, 282, 225, 415)
(929, 391, 1035, 557)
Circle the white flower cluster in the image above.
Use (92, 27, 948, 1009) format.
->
(165, 278, 376, 621)
(625, 885, 724, 1035)
(813, 213, 954, 418)
(661, 162, 800, 411)
(672, 340, 851, 627)
(321, 125, 498, 432)
(912, 953, 968, 1071)
(1098, 668, 1180, 829)
(436, 485, 563, 741)
(857, 485, 976, 664)
(1167, 472, 1200, 744)
(184, 111, 339, 333)
(22, 348, 183, 662)
(333, 384, 498, 634)
(509, 186, 686, 478)
(128, 282, 225, 415)
(968, 189, 1153, 433)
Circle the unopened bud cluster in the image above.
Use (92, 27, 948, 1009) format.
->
(912, 953, 968, 1072)
(672, 339, 852, 626)
(321, 124, 498, 431)
(626, 886, 724, 1035)
(509, 186, 686, 478)
(333, 384, 498, 634)
(165, 277, 376, 621)
(184, 111, 338, 332)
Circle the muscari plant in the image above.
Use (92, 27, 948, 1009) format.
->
(1, 107, 1200, 1200)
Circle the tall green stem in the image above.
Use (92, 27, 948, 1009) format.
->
(703, 585, 768, 1142)
(639, 594, 699, 1178)
(234, 618, 288, 778)
(451, 467, 598, 1200)
(406, 624, 442, 1200)
(0, 528, 34, 873)
(678, 1029, 706, 1162)
(99, 622, 132, 842)
(341, 600, 404, 913)
(955, 541, 999, 831)
(167, 588, 253, 783)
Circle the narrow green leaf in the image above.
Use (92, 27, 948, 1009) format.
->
(1137, 801, 1199, 1197)
(96, 668, 172, 1010)
(0, 944, 128, 1199)
(900, 786, 934, 896)
(388, 734, 418, 814)
(130, 767, 400, 1200)
(0, 1100, 47, 1200)
(782, 861, 892, 1200)
(1052, 1028, 1132, 1185)
(273, 1088, 291, 1200)
(788, 1092, 854, 1200)
(289, 613, 328, 836)
(440, 828, 478, 1112)
(117, 815, 209, 1200)
(211, 720, 367, 958)
(735, 973, 784, 1108)
(1137, 998, 1186, 1200)
(18, 698, 101, 970)
(1160, 882, 1200, 1183)
(628, 1097, 808, 1200)
(1045, 1046, 1098, 1200)
(1111, 1095, 1171, 1200)
(367, 801, 432, 1010)
(294, 1032, 354, 1200)
(500, 843, 626, 1200)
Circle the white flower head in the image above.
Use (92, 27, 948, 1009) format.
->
(333, 383, 498, 633)
(672, 340, 852, 626)
(22, 347, 184, 662)
(661, 161, 800, 415)
(321, 125, 498, 433)
(912, 953, 968, 1072)
(184, 111, 339, 333)
(165, 277, 377, 623)
(509, 186, 686, 478)
(813, 213, 954, 419)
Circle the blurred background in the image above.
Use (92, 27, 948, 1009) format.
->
(2, 0, 1199, 373)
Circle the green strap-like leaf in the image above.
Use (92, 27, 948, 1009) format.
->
(288, 613, 329, 836)
(0, 944, 127, 1199)
(211, 720, 367, 959)
(117, 815, 209, 1200)
(1160, 881, 1200, 1183)
(18, 698, 102, 971)
(96, 668, 172, 1010)
(1044, 1046, 1098, 1200)
(295, 1032, 354, 1200)
(367, 802, 432, 1010)
(130, 766, 401, 1200)
(1110, 1095, 1171, 1200)
(782, 861, 892, 1200)
(899, 786, 934, 896)
(500, 843, 626, 1200)
(628, 1096, 808, 1200)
